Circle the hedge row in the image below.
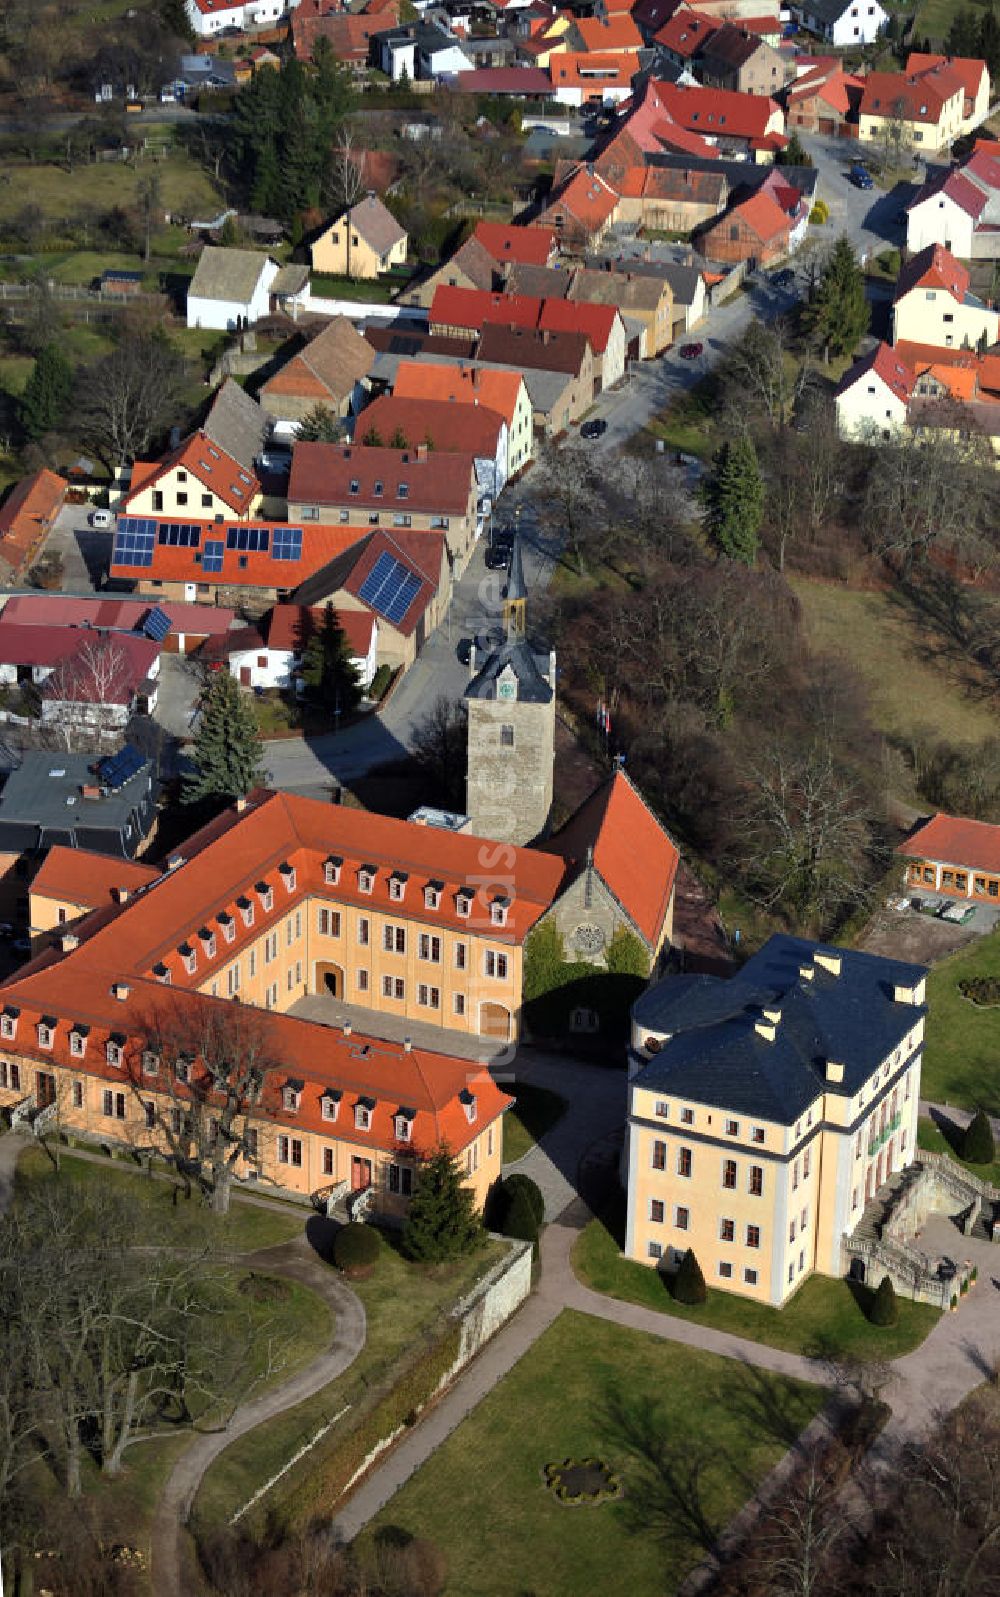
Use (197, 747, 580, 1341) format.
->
(278, 1321, 463, 1532)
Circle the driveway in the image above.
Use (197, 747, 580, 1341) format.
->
(37, 504, 111, 593)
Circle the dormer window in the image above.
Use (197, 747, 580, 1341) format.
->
(142, 1049, 159, 1077)
(324, 855, 343, 886)
(282, 1080, 303, 1113)
(107, 1034, 125, 1068)
(397, 483, 409, 499)
(256, 881, 273, 914)
(153, 962, 171, 984)
(389, 871, 408, 902)
(355, 1096, 375, 1131)
(490, 897, 510, 927)
(425, 880, 443, 910)
(358, 865, 375, 894)
(219, 911, 236, 943)
(175, 1057, 191, 1084)
(238, 896, 254, 928)
(70, 1026, 89, 1058)
(349, 478, 360, 495)
(0, 1006, 18, 1041)
(395, 1109, 415, 1142)
(279, 862, 296, 893)
(199, 927, 217, 960)
(180, 942, 197, 976)
(459, 1087, 477, 1124)
(456, 889, 473, 919)
(38, 1017, 56, 1050)
(321, 1089, 341, 1122)
(374, 480, 384, 497)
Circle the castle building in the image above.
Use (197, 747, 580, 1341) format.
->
(625, 937, 927, 1306)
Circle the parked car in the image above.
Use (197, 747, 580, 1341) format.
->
(485, 544, 509, 570)
(89, 508, 115, 530)
(679, 342, 703, 360)
(772, 268, 795, 288)
(580, 418, 607, 439)
(939, 901, 975, 924)
(849, 164, 874, 190)
(456, 637, 474, 665)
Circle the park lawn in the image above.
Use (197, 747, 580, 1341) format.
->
(15, 1145, 307, 1252)
(647, 376, 720, 461)
(917, 1115, 1000, 1187)
(502, 1081, 568, 1165)
(309, 273, 397, 302)
(924, 930, 1000, 1113)
(358, 1309, 825, 1597)
(191, 1230, 507, 1533)
(791, 579, 999, 757)
(574, 1198, 938, 1361)
(0, 152, 222, 226)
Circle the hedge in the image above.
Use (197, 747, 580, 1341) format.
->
(333, 1222, 380, 1273)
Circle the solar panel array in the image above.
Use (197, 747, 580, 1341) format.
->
(96, 744, 145, 792)
(113, 518, 157, 568)
(202, 539, 224, 573)
(142, 607, 172, 643)
(157, 523, 202, 548)
(272, 527, 303, 562)
(227, 525, 270, 552)
(357, 550, 423, 626)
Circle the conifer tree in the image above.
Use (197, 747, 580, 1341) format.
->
(702, 434, 764, 565)
(401, 1146, 482, 1263)
(18, 344, 74, 440)
(673, 1248, 707, 1305)
(981, 8, 1000, 84)
(296, 404, 342, 443)
(804, 234, 870, 362)
(184, 669, 264, 806)
(962, 1106, 995, 1165)
(300, 603, 362, 716)
(869, 1274, 898, 1327)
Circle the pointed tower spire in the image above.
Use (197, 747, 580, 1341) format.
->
(503, 533, 527, 641)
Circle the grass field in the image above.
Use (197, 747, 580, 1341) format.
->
(0, 151, 222, 228)
(917, 1114, 1000, 1185)
(924, 930, 1000, 1112)
(359, 1310, 825, 1597)
(914, 0, 983, 42)
(574, 1197, 939, 1360)
(791, 579, 999, 756)
(192, 1230, 507, 1532)
(502, 1081, 568, 1165)
(310, 274, 397, 302)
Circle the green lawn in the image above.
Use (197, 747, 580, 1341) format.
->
(310, 273, 397, 303)
(917, 1114, 1000, 1187)
(358, 1310, 825, 1597)
(0, 152, 222, 228)
(915, 0, 985, 42)
(791, 579, 999, 761)
(502, 1082, 568, 1165)
(924, 933, 1000, 1112)
(647, 376, 720, 461)
(192, 1230, 507, 1533)
(574, 1198, 939, 1361)
(16, 1145, 307, 1253)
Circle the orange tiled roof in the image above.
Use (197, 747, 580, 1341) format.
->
(473, 221, 556, 265)
(894, 339, 1000, 394)
(551, 50, 640, 88)
(0, 469, 67, 577)
(574, 13, 643, 51)
(359, 394, 506, 457)
(30, 848, 160, 913)
(895, 241, 970, 304)
(123, 432, 260, 517)
(728, 189, 790, 242)
(905, 51, 987, 106)
(898, 812, 1000, 875)
(110, 521, 368, 590)
(392, 361, 525, 427)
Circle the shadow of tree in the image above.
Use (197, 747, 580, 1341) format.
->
(717, 1360, 821, 1450)
(599, 1386, 728, 1555)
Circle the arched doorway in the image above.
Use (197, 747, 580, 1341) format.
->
(315, 962, 344, 999)
(479, 1002, 512, 1041)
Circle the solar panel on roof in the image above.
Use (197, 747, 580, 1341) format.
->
(226, 525, 270, 553)
(357, 551, 422, 626)
(112, 517, 156, 569)
(202, 539, 224, 574)
(97, 744, 145, 792)
(272, 527, 303, 562)
(142, 607, 172, 643)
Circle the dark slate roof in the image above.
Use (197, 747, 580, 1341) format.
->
(465, 639, 552, 703)
(633, 934, 927, 1124)
(506, 535, 526, 603)
(796, 0, 856, 23)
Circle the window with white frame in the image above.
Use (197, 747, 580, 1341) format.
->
(358, 868, 375, 894)
(180, 944, 196, 976)
(238, 897, 254, 928)
(484, 949, 508, 980)
(358, 916, 370, 946)
(417, 984, 440, 1009)
(321, 1092, 340, 1122)
(0, 1011, 16, 1041)
(37, 1021, 54, 1050)
(220, 913, 236, 943)
(490, 897, 509, 926)
(277, 1135, 303, 1167)
(257, 883, 273, 913)
(389, 873, 406, 901)
(324, 856, 342, 885)
(279, 862, 296, 893)
(355, 1101, 372, 1131)
(424, 883, 441, 910)
(318, 907, 341, 937)
(175, 1058, 191, 1083)
(70, 1030, 87, 1058)
(456, 890, 472, 918)
(395, 1113, 413, 1142)
(383, 924, 406, 955)
(228, 964, 241, 997)
(418, 933, 441, 963)
(106, 1038, 124, 1068)
(282, 1085, 301, 1112)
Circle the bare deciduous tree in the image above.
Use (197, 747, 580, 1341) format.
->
(79, 327, 188, 469)
(42, 634, 132, 749)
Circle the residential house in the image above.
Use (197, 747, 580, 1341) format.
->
(791, 0, 887, 47)
(834, 342, 914, 440)
(0, 594, 235, 657)
(897, 812, 1000, 904)
(696, 187, 791, 264)
(391, 361, 534, 476)
(905, 164, 994, 255)
(891, 243, 999, 351)
(786, 65, 864, 136)
(109, 518, 367, 606)
(123, 433, 262, 522)
(311, 196, 407, 280)
(569, 266, 674, 356)
(405, 236, 500, 310)
(356, 394, 509, 500)
(291, 6, 380, 68)
(619, 165, 729, 233)
(473, 222, 557, 267)
(448, 65, 555, 95)
(0, 750, 156, 860)
(286, 441, 481, 571)
(374, 21, 473, 79)
(0, 470, 67, 583)
(474, 326, 595, 430)
(186, 246, 279, 331)
(587, 253, 708, 333)
(654, 81, 787, 159)
(624, 936, 926, 1304)
(184, 0, 297, 38)
(224, 604, 379, 690)
(653, 7, 721, 67)
(569, 12, 644, 53)
(427, 285, 626, 388)
(536, 297, 627, 388)
(858, 66, 965, 156)
(292, 528, 450, 672)
(201, 378, 274, 478)
(696, 23, 789, 96)
(535, 164, 622, 247)
(0, 624, 160, 729)
(905, 51, 990, 137)
(549, 52, 640, 108)
(260, 317, 376, 427)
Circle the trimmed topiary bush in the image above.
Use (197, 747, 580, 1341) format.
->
(672, 1248, 707, 1306)
(333, 1221, 380, 1276)
(503, 1172, 545, 1229)
(869, 1274, 898, 1328)
(961, 1107, 995, 1166)
(502, 1182, 541, 1258)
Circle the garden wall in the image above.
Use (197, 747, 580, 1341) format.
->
(447, 1235, 533, 1376)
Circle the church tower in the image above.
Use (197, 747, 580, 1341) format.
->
(465, 538, 555, 845)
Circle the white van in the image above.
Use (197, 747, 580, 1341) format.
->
(90, 509, 115, 530)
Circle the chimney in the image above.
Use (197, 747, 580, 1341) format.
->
(416, 443, 428, 463)
(236, 797, 248, 813)
(815, 950, 842, 977)
(826, 1060, 845, 1084)
(61, 933, 79, 952)
(754, 1018, 777, 1042)
(343, 1021, 352, 1036)
(113, 887, 130, 905)
(403, 1036, 413, 1052)
(111, 982, 131, 1002)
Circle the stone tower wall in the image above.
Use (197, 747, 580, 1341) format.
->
(465, 694, 555, 846)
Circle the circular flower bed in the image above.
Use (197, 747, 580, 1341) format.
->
(543, 1457, 623, 1507)
(958, 976, 1000, 1008)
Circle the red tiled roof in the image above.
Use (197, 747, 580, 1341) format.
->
(260, 604, 375, 657)
(292, 8, 377, 61)
(430, 284, 542, 332)
(836, 342, 915, 404)
(0, 469, 67, 577)
(910, 167, 989, 221)
(335, 529, 444, 636)
(894, 340, 1000, 394)
(542, 163, 621, 230)
(537, 295, 619, 354)
(358, 395, 505, 458)
(653, 80, 781, 139)
(288, 440, 475, 514)
(473, 221, 556, 265)
(391, 361, 525, 427)
(898, 812, 1000, 875)
(123, 431, 259, 517)
(550, 50, 640, 89)
(545, 770, 679, 946)
(0, 594, 235, 636)
(905, 51, 987, 106)
(31, 847, 159, 913)
(654, 8, 720, 58)
(965, 142, 1000, 191)
(726, 189, 789, 241)
(895, 242, 969, 304)
(859, 69, 958, 125)
(110, 521, 368, 590)
(450, 67, 554, 94)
